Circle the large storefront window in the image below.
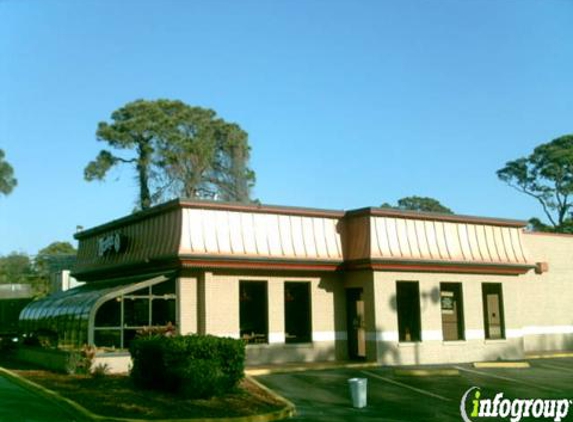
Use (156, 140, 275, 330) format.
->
(239, 281, 268, 344)
(440, 283, 465, 341)
(396, 281, 421, 342)
(19, 274, 176, 350)
(284, 282, 311, 344)
(93, 278, 176, 349)
(482, 283, 505, 340)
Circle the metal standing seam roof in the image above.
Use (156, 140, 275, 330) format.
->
(369, 216, 529, 264)
(71, 199, 534, 278)
(179, 208, 343, 261)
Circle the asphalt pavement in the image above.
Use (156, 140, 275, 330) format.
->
(255, 358, 573, 422)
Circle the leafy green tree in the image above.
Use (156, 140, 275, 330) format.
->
(381, 196, 453, 214)
(157, 106, 254, 203)
(0, 252, 46, 296)
(35, 241, 77, 278)
(85, 99, 255, 209)
(497, 135, 573, 232)
(0, 149, 17, 196)
(0, 242, 77, 297)
(0, 253, 36, 285)
(85, 100, 169, 210)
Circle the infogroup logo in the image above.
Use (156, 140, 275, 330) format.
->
(460, 387, 572, 422)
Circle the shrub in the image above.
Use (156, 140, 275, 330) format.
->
(91, 363, 110, 378)
(66, 344, 96, 375)
(129, 336, 166, 389)
(136, 322, 177, 339)
(130, 334, 245, 399)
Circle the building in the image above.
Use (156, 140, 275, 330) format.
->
(19, 199, 573, 368)
(50, 270, 83, 293)
(45, 254, 84, 293)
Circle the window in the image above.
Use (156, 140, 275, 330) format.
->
(93, 278, 176, 349)
(151, 299, 176, 326)
(396, 281, 421, 342)
(94, 298, 121, 327)
(440, 283, 465, 341)
(482, 283, 505, 340)
(239, 281, 268, 344)
(123, 298, 150, 327)
(284, 282, 311, 343)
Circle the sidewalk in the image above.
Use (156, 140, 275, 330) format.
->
(246, 360, 380, 376)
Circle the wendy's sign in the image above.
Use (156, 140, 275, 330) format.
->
(97, 233, 126, 257)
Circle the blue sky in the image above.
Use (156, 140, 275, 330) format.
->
(1, 0, 572, 255)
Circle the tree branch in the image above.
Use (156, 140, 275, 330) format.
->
(505, 181, 558, 227)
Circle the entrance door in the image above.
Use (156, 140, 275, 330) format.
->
(440, 283, 465, 341)
(482, 283, 505, 339)
(346, 288, 366, 360)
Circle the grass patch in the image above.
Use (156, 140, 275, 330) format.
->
(8, 365, 286, 419)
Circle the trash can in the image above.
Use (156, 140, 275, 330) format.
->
(348, 377, 367, 408)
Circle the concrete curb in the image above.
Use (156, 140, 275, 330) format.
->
(526, 352, 573, 360)
(473, 362, 530, 369)
(246, 361, 380, 376)
(246, 376, 296, 420)
(0, 367, 294, 422)
(393, 368, 460, 377)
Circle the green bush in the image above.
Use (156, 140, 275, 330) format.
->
(130, 334, 245, 399)
(66, 344, 97, 375)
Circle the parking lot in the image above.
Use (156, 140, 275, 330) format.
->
(256, 358, 573, 421)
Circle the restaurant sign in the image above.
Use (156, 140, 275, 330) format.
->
(97, 233, 126, 257)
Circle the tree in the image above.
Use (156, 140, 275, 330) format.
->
(497, 135, 573, 232)
(0, 252, 45, 296)
(0, 253, 36, 285)
(381, 196, 453, 214)
(0, 149, 17, 196)
(0, 242, 77, 297)
(85, 100, 170, 210)
(35, 241, 77, 278)
(157, 106, 254, 203)
(85, 99, 255, 209)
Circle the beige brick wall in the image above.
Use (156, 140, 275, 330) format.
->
(199, 271, 343, 365)
(172, 232, 573, 366)
(520, 233, 573, 352)
(366, 271, 525, 365)
(203, 271, 240, 336)
(177, 276, 198, 335)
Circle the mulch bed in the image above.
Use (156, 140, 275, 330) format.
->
(10, 368, 286, 419)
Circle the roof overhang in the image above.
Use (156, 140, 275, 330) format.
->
(345, 258, 535, 275)
(180, 255, 342, 272)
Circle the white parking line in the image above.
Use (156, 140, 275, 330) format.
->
(452, 366, 561, 393)
(361, 370, 452, 402)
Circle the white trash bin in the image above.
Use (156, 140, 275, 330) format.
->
(348, 377, 367, 408)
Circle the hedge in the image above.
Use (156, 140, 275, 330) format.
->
(130, 334, 245, 399)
